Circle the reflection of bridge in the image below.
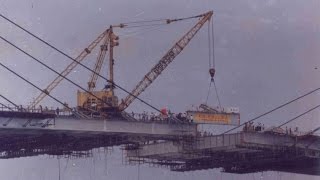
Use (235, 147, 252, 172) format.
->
(0, 109, 319, 176)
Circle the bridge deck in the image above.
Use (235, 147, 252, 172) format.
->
(0, 115, 196, 159)
(0, 116, 196, 137)
(126, 132, 320, 175)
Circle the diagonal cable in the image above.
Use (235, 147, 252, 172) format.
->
(221, 87, 320, 135)
(0, 94, 18, 108)
(0, 13, 161, 113)
(0, 35, 114, 109)
(278, 104, 320, 128)
(0, 61, 72, 111)
(0, 102, 13, 111)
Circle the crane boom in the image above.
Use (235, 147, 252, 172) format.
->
(29, 29, 108, 108)
(87, 33, 109, 91)
(119, 11, 213, 111)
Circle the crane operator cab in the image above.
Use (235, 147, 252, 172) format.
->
(77, 89, 119, 116)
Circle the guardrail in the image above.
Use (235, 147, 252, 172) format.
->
(0, 104, 73, 116)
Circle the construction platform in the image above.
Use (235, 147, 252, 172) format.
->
(126, 131, 320, 175)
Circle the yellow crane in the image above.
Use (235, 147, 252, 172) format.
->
(77, 26, 120, 114)
(29, 25, 122, 110)
(29, 30, 108, 108)
(29, 11, 213, 116)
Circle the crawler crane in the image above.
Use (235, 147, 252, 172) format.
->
(29, 11, 214, 117)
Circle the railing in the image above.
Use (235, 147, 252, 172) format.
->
(0, 104, 195, 123)
(0, 104, 73, 116)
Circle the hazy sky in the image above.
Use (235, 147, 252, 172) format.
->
(0, 0, 319, 179)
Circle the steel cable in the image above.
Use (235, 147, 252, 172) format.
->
(278, 104, 320, 128)
(205, 80, 212, 105)
(221, 87, 320, 135)
(0, 35, 114, 109)
(208, 19, 212, 68)
(0, 13, 162, 113)
(212, 79, 222, 109)
(0, 94, 18, 108)
(0, 61, 73, 111)
(121, 13, 204, 25)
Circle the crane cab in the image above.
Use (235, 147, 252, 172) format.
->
(77, 90, 119, 114)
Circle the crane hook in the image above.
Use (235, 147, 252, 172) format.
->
(209, 68, 215, 81)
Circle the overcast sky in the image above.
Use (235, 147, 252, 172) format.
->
(0, 0, 319, 179)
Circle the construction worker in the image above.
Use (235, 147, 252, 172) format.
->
(56, 107, 60, 115)
(150, 112, 155, 121)
(244, 122, 248, 132)
(189, 114, 193, 123)
(145, 112, 149, 121)
(177, 113, 182, 120)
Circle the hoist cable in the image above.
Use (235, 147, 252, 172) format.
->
(206, 18, 222, 108)
(211, 18, 215, 67)
(208, 19, 212, 68)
